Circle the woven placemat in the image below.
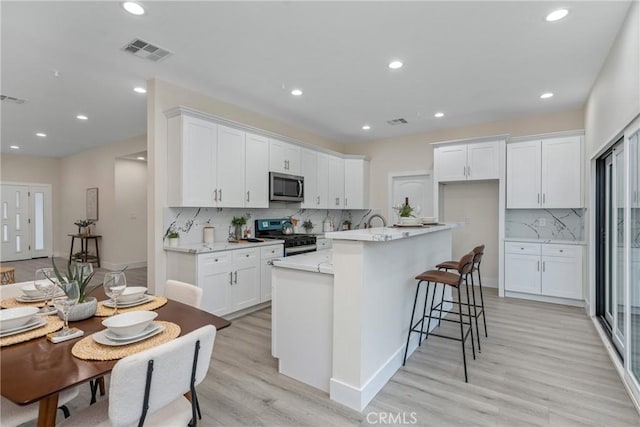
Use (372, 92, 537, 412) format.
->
(0, 317, 64, 347)
(71, 321, 180, 361)
(0, 297, 44, 309)
(95, 295, 168, 317)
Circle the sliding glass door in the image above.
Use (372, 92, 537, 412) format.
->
(630, 132, 640, 381)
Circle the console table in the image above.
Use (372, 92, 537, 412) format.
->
(68, 234, 101, 267)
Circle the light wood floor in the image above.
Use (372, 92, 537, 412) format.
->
(7, 258, 639, 426)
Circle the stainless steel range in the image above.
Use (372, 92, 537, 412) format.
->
(255, 218, 317, 256)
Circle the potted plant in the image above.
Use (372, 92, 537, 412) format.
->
(231, 216, 247, 240)
(74, 219, 95, 235)
(394, 197, 417, 224)
(48, 259, 100, 321)
(302, 219, 314, 233)
(167, 231, 180, 247)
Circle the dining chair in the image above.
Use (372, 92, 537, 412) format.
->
(164, 280, 203, 309)
(1, 387, 79, 426)
(59, 325, 217, 427)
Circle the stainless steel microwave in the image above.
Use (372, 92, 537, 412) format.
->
(270, 172, 304, 202)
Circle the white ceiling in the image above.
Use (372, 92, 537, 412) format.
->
(1, 1, 632, 158)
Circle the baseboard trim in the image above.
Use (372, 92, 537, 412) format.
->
(504, 290, 584, 307)
(330, 302, 453, 412)
(224, 301, 271, 320)
(102, 260, 147, 271)
(592, 317, 640, 415)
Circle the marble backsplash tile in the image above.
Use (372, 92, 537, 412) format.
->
(505, 209, 585, 241)
(163, 206, 373, 245)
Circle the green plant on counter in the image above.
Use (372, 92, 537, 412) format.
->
(231, 216, 247, 226)
(302, 219, 313, 232)
(167, 231, 179, 239)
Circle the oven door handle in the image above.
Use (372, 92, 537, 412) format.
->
(285, 244, 317, 255)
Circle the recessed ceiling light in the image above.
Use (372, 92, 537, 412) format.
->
(388, 60, 403, 69)
(434, 112, 445, 118)
(362, 125, 371, 130)
(540, 92, 554, 99)
(546, 9, 568, 22)
(137, 156, 145, 160)
(133, 87, 147, 94)
(10, 145, 19, 150)
(36, 132, 47, 137)
(76, 115, 88, 120)
(291, 89, 303, 96)
(123, 2, 145, 16)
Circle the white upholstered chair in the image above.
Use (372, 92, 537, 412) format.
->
(59, 325, 217, 427)
(164, 280, 203, 309)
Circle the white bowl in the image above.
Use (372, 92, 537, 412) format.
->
(102, 311, 158, 337)
(420, 216, 437, 224)
(117, 286, 148, 303)
(0, 307, 39, 331)
(21, 284, 45, 298)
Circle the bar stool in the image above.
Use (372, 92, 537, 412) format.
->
(436, 245, 487, 351)
(403, 252, 476, 382)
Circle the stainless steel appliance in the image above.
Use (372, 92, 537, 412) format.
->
(255, 218, 316, 256)
(269, 172, 304, 202)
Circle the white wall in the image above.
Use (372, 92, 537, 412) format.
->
(114, 159, 147, 268)
(585, 1, 640, 157)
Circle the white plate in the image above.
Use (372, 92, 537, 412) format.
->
(104, 322, 161, 342)
(102, 295, 153, 308)
(16, 291, 65, 303)
(0, 316, 47, 337)
(93, 323, 164, 346)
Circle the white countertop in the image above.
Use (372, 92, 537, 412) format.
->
(272, 250, 333, 275)
(504, 237, 586, 246)
(164, 239, 284, 254)
(325, 222, 463, 242)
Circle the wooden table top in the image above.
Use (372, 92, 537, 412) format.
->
(0, 290, 231, 405)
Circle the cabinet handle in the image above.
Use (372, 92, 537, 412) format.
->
(335, 197, 339, 206)
(542, 193, 545, 204)
(463, 166, 466, 177)
(345, 198, 348, 207)
(467, 165, 471, 177)
(234, 271, 238, 284)
(219, 189, 222, 202)
(317, 196, 320, 205)
(537, 261, 540, 271)
(537, 193, 540, 204)
(246, 191, 250, 202)
(559, 249, 564, 253)
(542, 261, 545, 272)
(246, 253, 250, 257)
(214, 258, 218, 262)
(214, 189, 218, 202)
(229, 272, 233, 285)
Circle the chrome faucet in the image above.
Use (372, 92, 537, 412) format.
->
(367, 213, 387, 228)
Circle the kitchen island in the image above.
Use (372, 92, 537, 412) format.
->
(271, 223, 462, 411)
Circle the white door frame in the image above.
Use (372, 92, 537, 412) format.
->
(0, 182, 53, 261)
(387, 170, 432, 222)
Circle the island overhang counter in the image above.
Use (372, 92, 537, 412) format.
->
(272, 223, 462, 412)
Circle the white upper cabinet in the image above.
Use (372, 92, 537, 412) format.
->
(434, 140, 500, 182)
(328, 155, 345, 209)
(217, 125, 246, 208)
(269, 139, 301, 175)
(507, 135, 583, 209)
(245, 132, 269, 208)
(167, 114, 218, 207)
(316, 153, 330, 209)
(344, 159, 369, 209)
(300, 149, 318, 209)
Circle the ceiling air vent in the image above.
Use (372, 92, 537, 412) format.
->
(122, 38, 172, 62)
(386, 118, 408, 126)
(0, 95, 26, 104)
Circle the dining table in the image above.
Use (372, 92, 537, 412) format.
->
(0, 287, 231, 427)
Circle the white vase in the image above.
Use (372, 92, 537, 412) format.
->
(169, 238, 179, 247)
(61, 297, 97, 321)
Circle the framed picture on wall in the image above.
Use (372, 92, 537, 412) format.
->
(86, 187, 99, 221)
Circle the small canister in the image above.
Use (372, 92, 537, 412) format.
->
(203, 226, 215, 244)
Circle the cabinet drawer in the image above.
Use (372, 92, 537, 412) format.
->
(198, 252, 232, 273)
(261, 245, 284, 259)
(234, 248, 259, 262)
(541, 244, 582, 258)
(505, 242, 541, 255)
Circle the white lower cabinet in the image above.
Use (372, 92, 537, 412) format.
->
(316, 238, 332, 251)
(505, 241, 583, 300)
(167, 244, 282, 316)
(260, 245, 284, 303)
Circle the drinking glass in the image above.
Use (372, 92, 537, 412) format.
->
(34, 268, 57, 315)
(103, 272, 127, 315)
(53, 281, 80, 337)
(76, 262, 94, 285)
